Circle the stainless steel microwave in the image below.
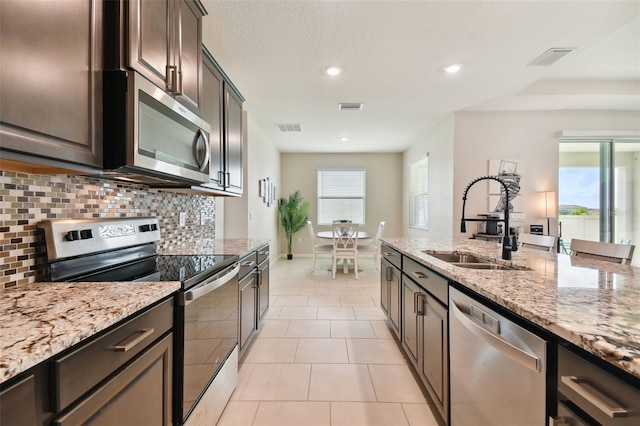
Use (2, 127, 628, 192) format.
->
(103, 70, 212, 187)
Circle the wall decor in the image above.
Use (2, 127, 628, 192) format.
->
(488, 159, 522, 216)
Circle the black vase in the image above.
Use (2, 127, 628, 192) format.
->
(287, 253, 293, 260)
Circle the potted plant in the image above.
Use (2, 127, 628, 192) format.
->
(278, 190, 310, 259)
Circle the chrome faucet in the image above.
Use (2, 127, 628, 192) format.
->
(461, 176, 518, 260)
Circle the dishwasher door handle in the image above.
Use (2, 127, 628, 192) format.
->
(450, 298, 541, 372)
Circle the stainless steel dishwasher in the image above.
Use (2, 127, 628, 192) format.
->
(449, 287, 547, 426)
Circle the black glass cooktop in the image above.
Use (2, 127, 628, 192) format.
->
(155, 254, 238, 287)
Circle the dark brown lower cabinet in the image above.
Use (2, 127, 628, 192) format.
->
(239, 269, 258, 354)
(52, 334, 173, 426)
(0, 363, 52, 426)
(258, 257, 270, 319)
(402, 270, 449, 424)
(381, 257, 401, 339)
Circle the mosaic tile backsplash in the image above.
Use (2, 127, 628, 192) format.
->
(0, 169, 216, 288)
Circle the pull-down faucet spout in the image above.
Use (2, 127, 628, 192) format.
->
(461, 176, 518, 260)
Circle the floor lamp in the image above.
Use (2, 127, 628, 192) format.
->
(543, 191, 556, 236)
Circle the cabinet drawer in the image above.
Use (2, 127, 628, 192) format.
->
(381, 245, 402, 269)
(54, 298, 173, 412)
(257, 245, 270, 265)
(239, 252, 258, 280)
(558, 346, 640, 426)
(403, 257, 448, 305)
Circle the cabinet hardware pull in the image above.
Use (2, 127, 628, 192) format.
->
(412, 271, 428, 280)
(560, 376, 628, 418)
(166, 65, 178, 93)
(416, 293, 425, 316)
(113, 328, 154, 352)
(175, 69, 183, 96)
(413, 292, 418, 314)
(242, 261, 256, 268)
(257, 270, 263, 287)
(386, 266, 393, 281)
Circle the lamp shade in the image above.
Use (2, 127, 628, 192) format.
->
(543, 191, 556, 218)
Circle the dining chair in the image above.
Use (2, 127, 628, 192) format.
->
(306, 220, 333, 271)
(518, 233, 555, 252)
(570, 238, 635, 265)
(358, 221, 385, 268)
(331, 222, 359, 279)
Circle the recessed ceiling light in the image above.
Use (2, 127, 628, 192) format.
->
(326, 66, 341, 76)
(340, 137, 349, 142)
(444, 64, 461, 73)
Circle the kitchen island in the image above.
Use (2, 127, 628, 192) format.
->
(381, 237, 640, 380)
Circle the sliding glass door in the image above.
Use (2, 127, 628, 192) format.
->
(559, 140, 639, 266)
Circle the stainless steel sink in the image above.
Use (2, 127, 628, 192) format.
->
(424, 251, 528, 271)
(427, 253, 488, 263)
(453, 263, 514, 270)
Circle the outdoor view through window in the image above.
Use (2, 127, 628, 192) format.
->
(559, 140, 640, 266)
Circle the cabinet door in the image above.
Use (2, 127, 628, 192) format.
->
(421, 294, 448, 410)
(128, 0, 172, 92)
(0, 0, 102, 168)
(224, 85, 244, 194)
(52, 334, 173, 426)
(0, 375, 36, 425)
(380, 261, 390, 315)
(258, 260, 270, 320)
(239, 272, 257, 354)
(401, 277, 420, 367)
(389, 265, 401, 338)
(202, 53, 224, 190)
(175, 0, 203, 112)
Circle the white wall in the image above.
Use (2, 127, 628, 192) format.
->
(223, 113, 281, 261)
(403, 115, 455, 239)
(452, 110, 640, 240)
(246, 115, 281, 246)
(280, 153, 403, 258)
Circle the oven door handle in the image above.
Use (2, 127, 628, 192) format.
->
(184, 263, 240, 305)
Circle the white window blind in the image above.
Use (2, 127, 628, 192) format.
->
(317, 169, 366, 225)
(409, 156, 429, 229)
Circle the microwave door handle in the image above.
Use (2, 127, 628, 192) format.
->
(194, 130, 210, 172)
(184, 263, 240, 305)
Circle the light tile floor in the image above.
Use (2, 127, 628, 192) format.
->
(217, 257, 441, 426)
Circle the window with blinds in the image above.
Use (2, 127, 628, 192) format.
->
(317, 169, 366, 225)
(409, 156, 429, 229)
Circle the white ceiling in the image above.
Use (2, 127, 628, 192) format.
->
(200, 0, 640, 154)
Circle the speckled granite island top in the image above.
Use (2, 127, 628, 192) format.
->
(382, 238, 640, 380)
(0, 281, 179, 384)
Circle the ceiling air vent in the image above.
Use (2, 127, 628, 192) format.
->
(338, 103, 363, 111)
(527, 48, 576, 66)
(276, 123, 302, 132)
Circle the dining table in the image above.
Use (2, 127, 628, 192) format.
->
(315, 231, 374, 241)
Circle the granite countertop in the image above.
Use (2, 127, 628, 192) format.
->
(0, 281, 179, 384)
(158, 238, 270, 257)
(381, 237, 640, 380)
(0, 238, 270, 385)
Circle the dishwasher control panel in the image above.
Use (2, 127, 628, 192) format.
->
(470, 304, 500, 333)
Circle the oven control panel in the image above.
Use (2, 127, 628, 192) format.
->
(37, 217, 161, 260)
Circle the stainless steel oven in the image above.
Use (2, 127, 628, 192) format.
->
(37, 217, 240, 426)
